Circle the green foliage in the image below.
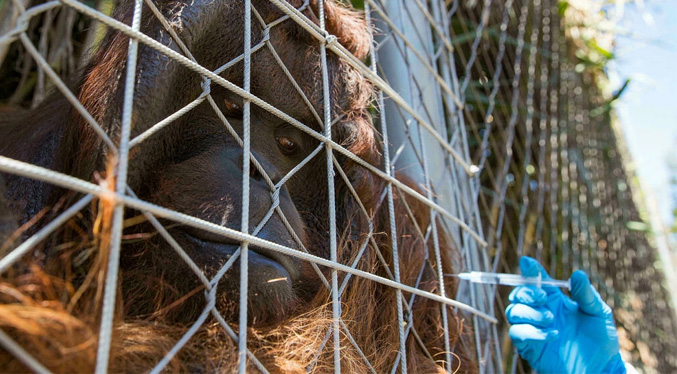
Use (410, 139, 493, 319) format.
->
(558, 0, 570, 16)
(347, 0, 364, 10)
(590, 78, 631, 118)
(627, 221, 651, 232)
(574, 40, 615, 73)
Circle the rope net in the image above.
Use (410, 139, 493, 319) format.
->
(0, 0, 675, 373)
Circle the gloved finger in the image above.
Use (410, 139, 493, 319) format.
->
(508, 323, 559, 344)
(508, 285, 548, 306)
(519, 256, 561, 295)
(570, 270, 611, 316)
(506, 303, 554, 327)
(509, 324, 558, 363)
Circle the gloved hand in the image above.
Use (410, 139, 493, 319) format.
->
(505, 256, 626, 374)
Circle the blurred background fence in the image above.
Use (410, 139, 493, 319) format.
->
(448, 0, 677, 372)
(1, 0, 677, 372)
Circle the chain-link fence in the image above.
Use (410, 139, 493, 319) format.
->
(0, 0, 675, 373)
(450, 0, 677, 372)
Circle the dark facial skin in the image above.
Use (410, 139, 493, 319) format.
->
(0, 3, 479, 371)
(74, 0, 337, 326)
(106, 0, 378, 327)
(0, 0, 373, 328)
(121, 95, 328, 325)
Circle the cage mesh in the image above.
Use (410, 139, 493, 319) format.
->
(0, 0, 676, 373)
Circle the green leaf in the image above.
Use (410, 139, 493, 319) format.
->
(558, 1, 569, 16)
(611, 79, 631, 102)
(627, 221, 651, 232)
(349, 0, 364, 10)
(590, 79, 631, 118)
(588, 39, 615, 60)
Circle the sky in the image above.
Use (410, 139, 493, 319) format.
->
(609, 0, 677, 226)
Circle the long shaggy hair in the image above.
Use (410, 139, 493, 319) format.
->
(0, 1, 477, 372)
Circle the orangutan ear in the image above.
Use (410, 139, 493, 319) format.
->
(310, 0, 373, 59)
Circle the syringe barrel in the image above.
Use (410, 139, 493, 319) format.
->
(495, 273, 535, 287)
(464, 271, 571, 289)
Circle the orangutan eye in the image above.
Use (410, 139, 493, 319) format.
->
(276, 136, 297, 154)
(224, 99, 242, 116)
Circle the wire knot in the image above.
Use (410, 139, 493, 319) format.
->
(270, 189, 281, 209)
(199, 78, 212, 97)
(261, 27, 271, 43)
(0, 17, 29, 46)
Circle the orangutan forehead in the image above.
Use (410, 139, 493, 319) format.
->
(155, 0, 375, 125)
(244, 3, 374, 129)
(267, 0, 372, 60)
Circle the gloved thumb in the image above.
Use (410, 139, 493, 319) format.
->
(520, 256, 561, 295)
(519, 256, 550, 278)
(570, 270, 610, 316)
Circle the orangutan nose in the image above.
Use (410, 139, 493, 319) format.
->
(224, 149, 283, 185)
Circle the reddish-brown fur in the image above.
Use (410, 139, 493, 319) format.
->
(0, 1, 476, 372)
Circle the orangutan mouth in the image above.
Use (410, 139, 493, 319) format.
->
(181, 229, 297, 284)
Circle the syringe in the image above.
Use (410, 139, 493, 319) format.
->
(456, 271, 571, 290)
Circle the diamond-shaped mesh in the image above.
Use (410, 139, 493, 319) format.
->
(0, 0, 675, 373)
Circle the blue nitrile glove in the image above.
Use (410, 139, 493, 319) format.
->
(505, 256, 626, 374)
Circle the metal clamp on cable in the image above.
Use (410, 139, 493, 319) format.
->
(324, 34, 338, 48)
(467, 164, 481, 177)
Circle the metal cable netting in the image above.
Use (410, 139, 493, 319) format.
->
(0, 0, 675, 373)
